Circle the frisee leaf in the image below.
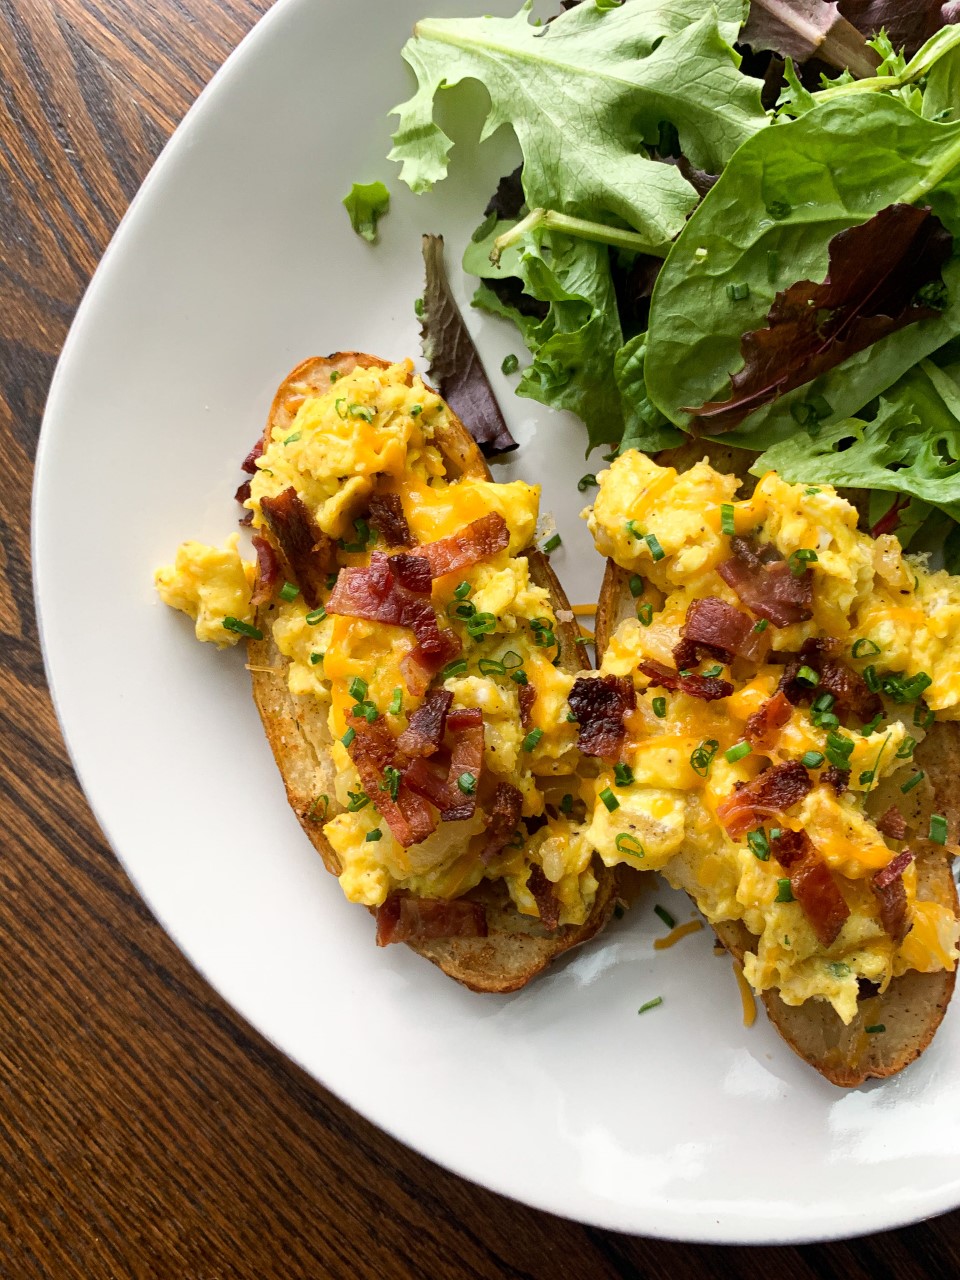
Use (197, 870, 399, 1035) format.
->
(342, 181, 390, 243)
(420, 233, 517, 456)
(687, 203, 952, 433)
(389, 0, 764, 250)
(740, 0, 879, 78)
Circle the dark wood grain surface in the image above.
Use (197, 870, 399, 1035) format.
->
(2, 0, 960, 1275)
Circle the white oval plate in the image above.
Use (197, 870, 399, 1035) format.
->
(33, 0, 960, 1243)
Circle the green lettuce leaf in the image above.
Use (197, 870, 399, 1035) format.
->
(751, 362, 960, 522)
(644, 93, 960, 448)
(342, 181, 390, 242)
(615, 334, 683, 452)
(390, 0, 764, 249)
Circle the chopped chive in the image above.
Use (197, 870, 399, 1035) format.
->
(306, 794, 329, 822)
(752, 619, 768, 634)
(637, 603, 654, 625)
(381, 767, 401, 801)
(309, 652, 324, 666)
(329, 370, 341, 382)
(414, 296, 424, 317)
(441, 659, 468, 680)
(747, 828, 770, 860)
(410, 404, 423, 417)
(812, 692, 835, 713)
(805, 486, 821, 495)
(452, 581, 472, 601)
(863, 665, 881, 693)
(654, 904, 676, 930)
(616, 832, 644, 858)
(335, 398, 347, 418)
(776, 878, 795, 903)
(930, 814, 948, 845)
(614, 763, 634, 787)
(895, 736, 917, 759)
(720, 503, 735, 535)
(560, 794, 574, 815)
(865, 1024, 886, 1034)
(825, 731, 854, 770)
(457, 772, 477, 795)
(283, 431, 301, 445)
(501, 650, 523, 669)
(450, 601, 477, 619)
(522, 728, 544, 752)
(638, 996, 663, 1014)
(346, 789, 369, 812)
(644, 532, 665, 562)
(900, 770, 925, 794)
(788, 548, 818, 575)
(725, 741, 751, 763)
(478, 658, 506, 677)
(726, 281, 750, 302)
(578, 473, 598, 492)
(796, 665, 820, 686)
(348, 676, 368, 702)
(861, 710, 883, 735)
(341, 727, 356, 748)
(690, 739, 720, 778)
(511, 669, 529, 686)
(222, 617, 263, 640)
(351, 700, 379, 723)
(599, 786, 619, 812)
(625, 519, 643, 538)
(629, 574, 644, 598)
(702, 664, 723, 678)
(801, 750, 825, 769)
(914, 702, 934, 730)
(852, 638, 881, 659)
(279, 581, 300, 602)
(306, 605, 326, 624)
(542, 533, 562, 554)
(501, 353, 519, 375)
(365, 829, 382, 842)
(325, 573, 338, 589)
(652, 696, 667, 718)
(388, 688, 403, 715)
(827, 961, 850, 978)
(767, 250, 780, 282)
(770, 827, 782, 841)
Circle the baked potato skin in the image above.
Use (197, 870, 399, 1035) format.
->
(247, 353, 616, 992)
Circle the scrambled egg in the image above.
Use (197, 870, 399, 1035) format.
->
(155, 534, 255, 646)
(157, 361, 591, 926)
(585, 451, 960, 1022)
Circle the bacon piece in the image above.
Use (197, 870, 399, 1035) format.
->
(328, 551, 453, 656)
(717, 761, 813, 838)
(396, 689, 453, 758)
(420, 513, 510, 578)
(678, 597, 754, 664)
(375, 893, 488, 946)
(877, 806, 908, 842)
(771, 829, 851, 947)
(250, 534, 282, 608)
(639, 659, 733, 703)
(348, 719, 437, 848)
(368, 493, 412, 548)
(777, 640, 881, 723)
(518, 683, 537, 728)
(240, 438, 264, 475)
(260, 488, 337, 609)
(235, 478, 252, 507)
(400, 630, 463, 696)
(871, 849, 914, 943)
(568, 675, 636, 760)
(718, 537, 813, 627)
(481, 782, 524, 865)
(527, 864, 560, 931)
(822, 765, 850, 795)
(404, 708, 485, 823)
(745, 690, 792, 752)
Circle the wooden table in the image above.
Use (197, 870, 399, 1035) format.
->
(2, 1, 959, 1274)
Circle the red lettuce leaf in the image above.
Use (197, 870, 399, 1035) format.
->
(741, 0, 880, 77)
(838, 0, 960, 59)
(688, 203, 952, 434)
(420, 233, 518, 457)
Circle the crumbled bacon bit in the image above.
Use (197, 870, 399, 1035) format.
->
(678, 597, 755, 664)
(396, 689, 453, 758)
(375, 893, 488, 946)
(718, 537, 813, 627)
(872, 849, 913, 943)
(404, 707, 485, 823)
(639, 659, 733, 703)
(400, 630, 463, 696)
(717, 761, 813, 838)
(822, 765, 850, 795)
(518, 683, 537, 728)
(776, 639, 881, 723)
(771, 829, 851, 947)
(420, 513, 510, 578)
(877, 806, 908, 842)
(745, 690, 792, 752)
(259, 487, 337, 609)
(368, 493, 412, 547)
(250, 534, 282, 608)
(347, 718, 437, 848)
(568, 675, 636, 760)
(235, 478, 252, 507)
(240, 438, 264, 475)
(481, 783, 524, 865)
(527, 864, 560, 931)
(328, 551, 455, 657)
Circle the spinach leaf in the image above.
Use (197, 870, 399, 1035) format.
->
(645, 94, 960, 446)
(342, 181, 390, 243)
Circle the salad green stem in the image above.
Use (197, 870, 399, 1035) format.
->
(491, 208, 666, 265)
(813, 24, 960, 106)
